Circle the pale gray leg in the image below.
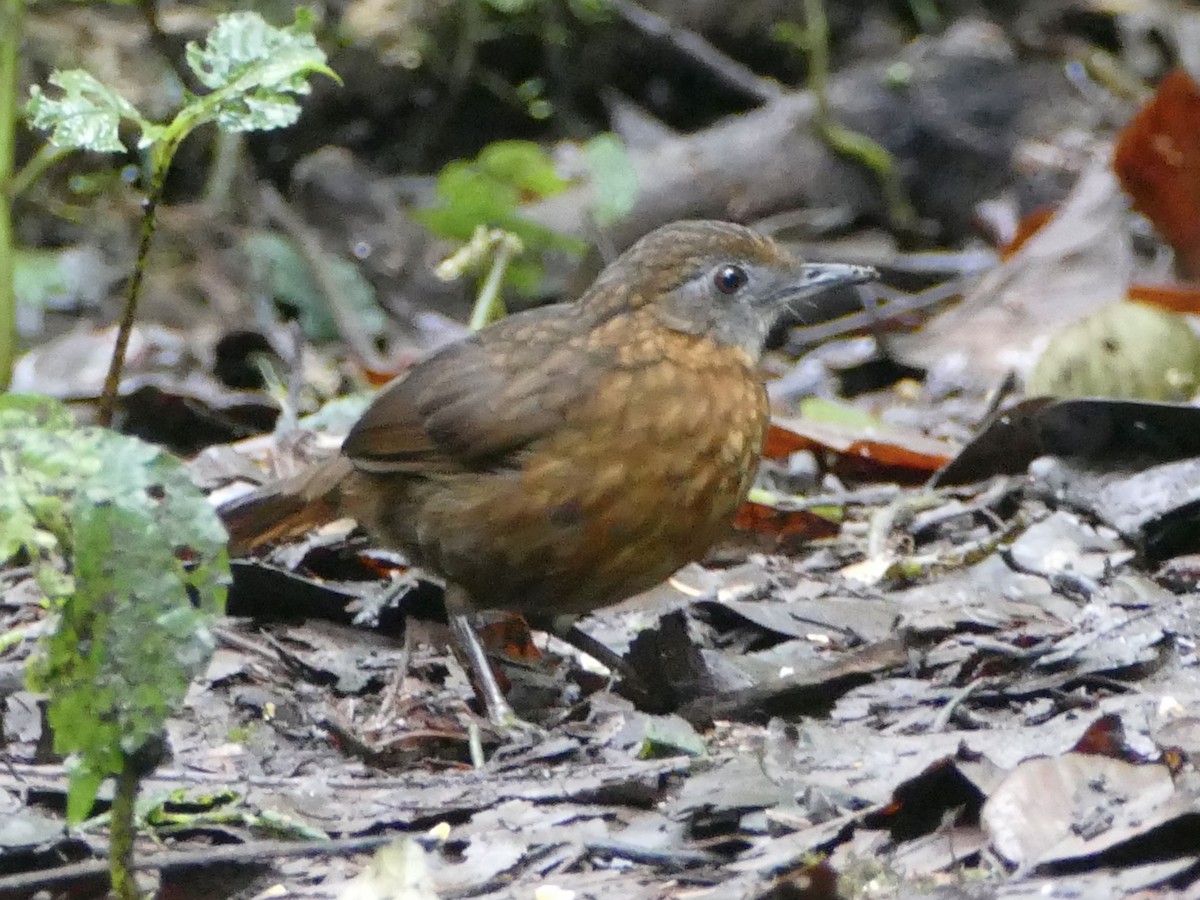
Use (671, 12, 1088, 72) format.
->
(445, 585, 540, 733)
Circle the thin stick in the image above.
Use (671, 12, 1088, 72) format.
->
(108, 763, 140, 900)
(260, 183, 389, 372)
(98, 179, 163, 426)
(0, 834, 395, 893)
(607, 0, 781, 103)
(802, 0, 919, 236)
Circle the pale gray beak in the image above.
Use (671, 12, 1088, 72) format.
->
(792, 262, 879, 295)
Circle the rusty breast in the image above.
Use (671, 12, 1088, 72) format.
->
(416, 315, 769, 616)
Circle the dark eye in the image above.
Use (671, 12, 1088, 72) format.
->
(713, 264, 748, 294)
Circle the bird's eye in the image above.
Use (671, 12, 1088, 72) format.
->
(713, 264, 749, 294)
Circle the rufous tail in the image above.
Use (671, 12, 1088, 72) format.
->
(220, 457, 354, 555)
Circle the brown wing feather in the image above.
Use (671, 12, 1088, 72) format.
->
(343, 304, 611, 474)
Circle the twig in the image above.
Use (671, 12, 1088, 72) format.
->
(137, 0, 192, 91)
(801, 0, 920, 236)
(979, 370, 1019, 422)
(0, 834, 394, 893)
(259, 183, 389, 372)
(108, 763, 140, 900)
(931, 678, 986, 732)
(607, 0, 781, 104)
(98, 179, 163, 426)
(435, 227, 523, 330)
(8, 144, 68, 199)
(468, 234, 520, 330)
(783, 277, 969, 348)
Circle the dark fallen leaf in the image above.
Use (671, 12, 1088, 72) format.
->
(862, 757, 984, 842)
(934, 398, 1200, 487)
(680, 638, 908, 725)
(624, 610, 717, 714)
(1027, 454, 1200, 561)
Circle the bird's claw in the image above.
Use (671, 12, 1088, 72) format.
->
(492, 711, 547, 739)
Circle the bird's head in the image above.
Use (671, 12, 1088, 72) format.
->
(581, 220, 877, 359)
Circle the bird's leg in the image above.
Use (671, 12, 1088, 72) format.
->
(448, 611, 514, 724)
(445, 585, 542, 734)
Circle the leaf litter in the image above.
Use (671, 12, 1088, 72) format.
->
(13, 22, 1200, 900)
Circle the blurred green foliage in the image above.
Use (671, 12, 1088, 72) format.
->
(583, 132, 638, 227)
(418, 133, 638, 295)
(244, 230, 388, 342)
(0, 394, 228, 822)
(417, 139, 587, 293)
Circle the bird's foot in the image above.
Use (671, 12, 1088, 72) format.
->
(484, 695, 546, 739)
(465, 701, 545, 766)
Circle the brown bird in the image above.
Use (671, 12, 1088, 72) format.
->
(222, 220, 875, 726)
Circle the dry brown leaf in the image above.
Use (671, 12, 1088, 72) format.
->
(1115, 68, 1200, 278)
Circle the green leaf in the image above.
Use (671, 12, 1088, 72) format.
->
(4, 404, 228, 822)
(566, 0, 613, 22)
(25, 70, 141, 153)
(0, 393, 74, 431)
(483, 0, 537, 12)
(636, 715, 706, 759)
(183, 10, 337, 135)
(243, 230, 387, 342)
(416, 140, 586, 296)
(583, 133, 638, 227)
(798, 397, 887, 429)
(66, 764, 105, 826)
(477, 141, 571, 198)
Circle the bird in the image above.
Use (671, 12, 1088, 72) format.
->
(221, 220, 876, 727)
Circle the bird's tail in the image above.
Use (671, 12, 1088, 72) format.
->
(220, 456, 354, 555)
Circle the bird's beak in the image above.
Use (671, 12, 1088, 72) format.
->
(764, 262, 878, 313)
(791, 262, 879, 296)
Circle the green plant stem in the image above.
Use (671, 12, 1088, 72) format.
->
(202, 130, 242, 213)
(98, 174, 164, 427)
(801, 0, 918, 236)
(9, 144, 69, 199)
(907, 0, 940, 33)
(0, 0, 21, 390)
(468, 238, 517, 331)
(803, 0, 831, 121)
(109, 761, 142, 900)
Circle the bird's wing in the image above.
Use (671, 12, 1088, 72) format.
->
(342, 305, 608, 473)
